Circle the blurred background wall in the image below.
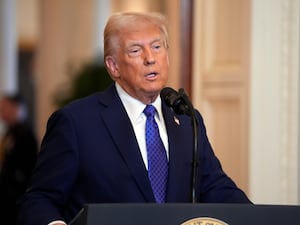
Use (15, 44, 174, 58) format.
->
(0, 0, 299, 205)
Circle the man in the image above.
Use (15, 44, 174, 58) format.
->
(18, 12, 251, 225)
(0, 94, 38, 225)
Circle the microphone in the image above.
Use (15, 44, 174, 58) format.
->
(160, 87, 199, 203)
(160, 87, 190, 116)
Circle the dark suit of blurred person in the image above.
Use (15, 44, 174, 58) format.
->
(0, 94, 38, 225)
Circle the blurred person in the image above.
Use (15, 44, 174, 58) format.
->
(18, 12, 251, 225)
(0, 93, 38, 225)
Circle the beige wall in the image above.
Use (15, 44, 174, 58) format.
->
(192, 0, 251, 194)
(34, 0, 103, 140)
(17, 0, 38, 48)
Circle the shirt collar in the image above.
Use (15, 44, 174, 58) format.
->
(115, 83, 163, 123)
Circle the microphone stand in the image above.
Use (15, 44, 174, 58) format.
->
(178, 88, 199, 203)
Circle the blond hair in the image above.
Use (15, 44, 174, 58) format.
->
(103, 12, 168, 59)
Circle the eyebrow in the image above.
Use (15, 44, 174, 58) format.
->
(126, 37, 164, 48)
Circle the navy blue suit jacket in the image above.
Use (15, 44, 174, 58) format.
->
(18, 84, 251, 225)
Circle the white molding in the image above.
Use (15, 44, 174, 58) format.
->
(249, 0, 300, 204)
(0, 0, 17, 94)
(279, 0, 300, 204)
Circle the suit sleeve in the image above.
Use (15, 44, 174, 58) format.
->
(18, 109, 80, 225)
(195, 111, 252, 203)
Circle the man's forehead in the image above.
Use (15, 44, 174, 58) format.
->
(120, 27, 163, 44)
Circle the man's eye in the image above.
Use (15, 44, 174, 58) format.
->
(152, 44, 162, 52)
(128, 48, 141, 57)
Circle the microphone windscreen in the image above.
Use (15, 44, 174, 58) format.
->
(160, 87, 179, 107)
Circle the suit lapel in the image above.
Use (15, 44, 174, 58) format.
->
(162, 103, 193, 202)
(97, 85, 154, 202)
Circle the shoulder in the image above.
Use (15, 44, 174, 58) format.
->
(59, 84, 117, 113)
(47, 84, 119, 125)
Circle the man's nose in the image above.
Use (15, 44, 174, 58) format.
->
(143, 48, 155, 65)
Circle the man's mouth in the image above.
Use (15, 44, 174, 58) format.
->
(145, 72, 158, 78)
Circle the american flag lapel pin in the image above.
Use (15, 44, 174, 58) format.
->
(174, 116, 180, 125)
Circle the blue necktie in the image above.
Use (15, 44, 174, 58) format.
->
(143, 105, 168, 203)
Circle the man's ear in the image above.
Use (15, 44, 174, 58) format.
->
(105, 56, 120, 79)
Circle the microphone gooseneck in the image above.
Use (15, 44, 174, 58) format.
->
(160, 87, 199, 203)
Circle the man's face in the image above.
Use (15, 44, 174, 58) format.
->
(0, 98, 17, 125)
(106, 24, 169, 104)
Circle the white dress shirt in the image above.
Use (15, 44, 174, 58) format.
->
(116, 83, 169, 169)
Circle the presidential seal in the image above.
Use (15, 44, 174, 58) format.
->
(181, 217, 229, 225)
